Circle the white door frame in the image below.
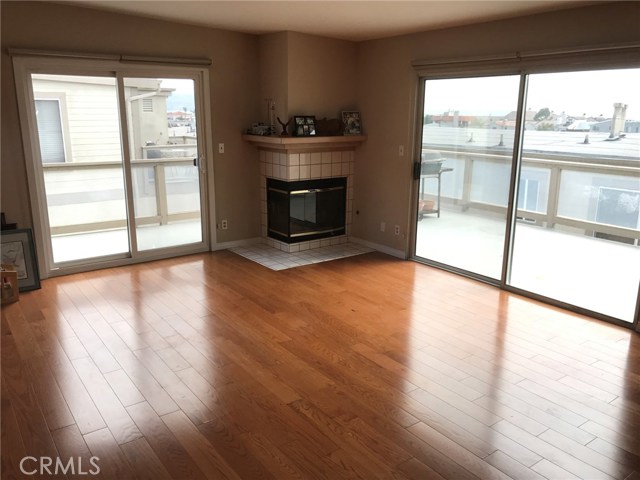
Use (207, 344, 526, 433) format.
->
(12, 54, 215, 278)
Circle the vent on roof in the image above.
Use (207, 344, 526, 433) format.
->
(142, 98, 153, 112)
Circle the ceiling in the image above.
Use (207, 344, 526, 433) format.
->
(63, 0, 596, 42)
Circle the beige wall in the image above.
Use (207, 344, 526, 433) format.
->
(287, 32, 357, 120)
(258, 32, 289, 127)
(353, 1, 640, 253)
(259, 31, 358, 128)
(1, 1, 261, 243)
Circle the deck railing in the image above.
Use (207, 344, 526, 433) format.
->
(43, 146, 639, 243)
(43, 156, 199, 236)
(422, 146, 640, 243)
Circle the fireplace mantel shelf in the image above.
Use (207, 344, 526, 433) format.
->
(243, 134, 366, 152)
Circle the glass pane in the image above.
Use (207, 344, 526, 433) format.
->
(32, 74, 129, 263)
(509, 68, 640, 322)
(123, 77, 203, 251)
(415, 75, 521, 279)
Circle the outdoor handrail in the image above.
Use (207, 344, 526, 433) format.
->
(41, 157, 195, 169)
(42, 148, 639, 241)
(422, 144, 640, 241)
(427, 145, 640, 171)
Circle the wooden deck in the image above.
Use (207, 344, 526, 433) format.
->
(2, 250, 639, 479)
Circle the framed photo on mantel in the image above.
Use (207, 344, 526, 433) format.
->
(342, 111, 362, 135)
(293, 116, 317, 136)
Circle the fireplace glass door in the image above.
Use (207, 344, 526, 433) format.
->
(267, 177, 346, 243)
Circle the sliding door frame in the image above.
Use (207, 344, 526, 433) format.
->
(410, 69, 525, 289)
(409, 44, 640, 330)
(12, 53, 214, 278)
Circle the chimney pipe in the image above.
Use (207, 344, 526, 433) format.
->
(611, 103, 627, 138)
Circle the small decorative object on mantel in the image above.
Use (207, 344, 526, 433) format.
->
(249, 123, 271, 135)
(293, 116, 317, 137)
(276, 116, 291, 136)
(315, 118, 343, 136)
(342, 111, 362, 135)
(265, 97, 277, 135)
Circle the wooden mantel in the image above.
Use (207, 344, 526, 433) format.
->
(243, 134, 366, 152)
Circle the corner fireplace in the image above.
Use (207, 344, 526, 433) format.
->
(267, 177, 347, 243)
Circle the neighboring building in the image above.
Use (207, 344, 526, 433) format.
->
(592, 119, 640, 134)
(32, 74, 175, 164)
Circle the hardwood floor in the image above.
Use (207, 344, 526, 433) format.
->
(2, 250, 639, 479)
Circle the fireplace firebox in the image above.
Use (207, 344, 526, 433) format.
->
(267, 177, 347, 243)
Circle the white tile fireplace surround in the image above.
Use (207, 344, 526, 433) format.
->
(245, 134, 366, 254)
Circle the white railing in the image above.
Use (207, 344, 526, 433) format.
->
(422, 145, 640, 242)
(43, 157, 199, 235)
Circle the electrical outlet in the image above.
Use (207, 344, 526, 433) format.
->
(399, 145, 404, 156)
(380, 221, 386, 232)
(218, 143, 225, 154)
(221, 219, 228, 230)
(394, 225, 400, 235)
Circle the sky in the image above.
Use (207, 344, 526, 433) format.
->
(160, 78, 196, 111)
(423, 68, 640, 120)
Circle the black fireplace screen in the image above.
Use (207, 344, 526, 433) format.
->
(267, 177, 347, 243)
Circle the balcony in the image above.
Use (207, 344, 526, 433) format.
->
(417, 133, 640, 323)
(43, 151, 202, 263)
(416, 207, 639, 321)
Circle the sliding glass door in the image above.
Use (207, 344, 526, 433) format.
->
(123, 77, 203, 252)
(32, 74, 130, 263)
(509, 68, 640, 322)
(414, 67, 640, 326)
(15, 57, 210, 275)
(415, 75, 521, 280)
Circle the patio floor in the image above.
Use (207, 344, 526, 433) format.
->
(51, 220, 202, 263)
(416, 206, 639, 322)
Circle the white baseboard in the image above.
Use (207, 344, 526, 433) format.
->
(349, 237, 406, 259)
(211, 237, 263, 251)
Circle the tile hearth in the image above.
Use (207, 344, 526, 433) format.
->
(230, 242, 373, 271)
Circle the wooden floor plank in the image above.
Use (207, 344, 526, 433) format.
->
(288, 398, 412, 478)
(1, 375, 29, 480)
(103, 369, 145, 407)
(484, 450, 547, 480)
(132, 347, 216, 425)
(586, 437, 640, 472)
(396, 457, 448, 480)
(72, 357, 142, 445)
(197, 417, 276, 479)
(461, 375, 597, 445)
(27, 326, 107, 435)
(83, 428, 139, 480)
(530, 458, 581, 479)
(2, 251, 638, 480)
(126, 402, 208, 480)
(119, 437, 173, 480)
(538, 428, 633, 478)
(50, 424, 98, 479)
(110, 348, 180, 417)
(407, 422, 513, 480)
(241, 431, 309, 480)
(1, 335, 65, 479)
(161, 410, 241, 480)
(492, 419, 618, 480)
